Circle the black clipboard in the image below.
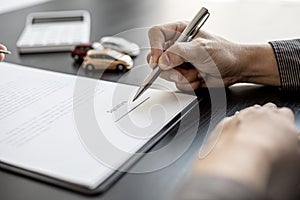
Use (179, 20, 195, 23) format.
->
(0, 97, 200, 195)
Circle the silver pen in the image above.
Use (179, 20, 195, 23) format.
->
(132, 7, 210, 102)
(0, 50, 11, 55)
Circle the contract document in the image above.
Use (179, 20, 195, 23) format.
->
(0, 62, 197, 193)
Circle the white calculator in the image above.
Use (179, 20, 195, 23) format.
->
(17, 10, 91, 53)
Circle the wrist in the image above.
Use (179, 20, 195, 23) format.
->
(237, 43, 280, 86)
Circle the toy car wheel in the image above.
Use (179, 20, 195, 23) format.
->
(74, 55, 79, 60)
(117, 64, 125, 72)
(86, 64, 95, 71)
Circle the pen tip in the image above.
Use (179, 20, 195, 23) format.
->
(132, 87, 144, 102)
(132, 94, 138, 102)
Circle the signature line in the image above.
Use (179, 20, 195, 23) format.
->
(115, 97, 150, 122)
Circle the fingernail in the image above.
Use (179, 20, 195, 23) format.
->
(169, 73, 179, 82)
(149, 56, 156, 68)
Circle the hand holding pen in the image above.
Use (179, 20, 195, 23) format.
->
(133, 7, 210, 101)
(143, 7, 279, 93)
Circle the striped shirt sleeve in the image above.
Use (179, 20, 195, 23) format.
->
(269, 39, 300, 91)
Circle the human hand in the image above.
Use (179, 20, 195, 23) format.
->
(194, 103, 300, 197)
(147, 21, 280, 91)
(0, 44, 8, 61)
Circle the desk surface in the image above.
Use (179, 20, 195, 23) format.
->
(1, 0, 300, 199)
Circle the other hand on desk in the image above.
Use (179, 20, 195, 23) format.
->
(193, 103, 300, 198)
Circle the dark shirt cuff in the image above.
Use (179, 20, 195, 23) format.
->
(269, 39, 300, 91)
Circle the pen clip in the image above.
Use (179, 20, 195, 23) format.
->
(188, 12, 210, 42)
(176, 7, 210, 43)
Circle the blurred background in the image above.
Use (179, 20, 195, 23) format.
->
(1, 0, 300, 83)
(2, 0, 300, 44)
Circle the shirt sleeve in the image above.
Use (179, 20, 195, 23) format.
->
(174, 175, 270, 200)
(269, 39, 300, 91)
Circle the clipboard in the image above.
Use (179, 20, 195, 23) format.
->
(0, 62, 200, 195)
(0, 98, 199, 195)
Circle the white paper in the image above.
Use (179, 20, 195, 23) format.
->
(0, 62, 196, 189)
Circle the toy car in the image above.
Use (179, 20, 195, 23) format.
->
(71, 42, 103, 61)
(100, 36, 140, 57)
(82, 49, 133, 72)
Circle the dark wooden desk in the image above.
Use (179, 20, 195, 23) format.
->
(0, 0, 300, 199)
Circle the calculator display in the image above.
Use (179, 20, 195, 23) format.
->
(32, 16, 84, 24)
